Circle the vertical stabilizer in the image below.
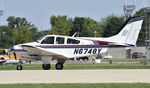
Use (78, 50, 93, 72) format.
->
(109, 17, 144, 46)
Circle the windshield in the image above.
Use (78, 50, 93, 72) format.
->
(36, 36, 45, 43)
(41, 36, 54, 44)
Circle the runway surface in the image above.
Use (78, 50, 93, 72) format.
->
(0, 69, 150, 84)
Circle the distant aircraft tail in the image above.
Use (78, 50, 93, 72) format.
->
(108, 17, 144, 46)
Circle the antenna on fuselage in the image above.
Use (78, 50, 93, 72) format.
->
(144, 0, 150, 59)
(72, 32, 77, 37)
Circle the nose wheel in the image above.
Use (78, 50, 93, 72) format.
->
(16, 65, 23, 70)
(16, 59, 23, 70)
(55, 63, 63, 70)
(42, 64, 51, 70)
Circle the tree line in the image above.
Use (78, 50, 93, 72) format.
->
(0, 8, 147, 48)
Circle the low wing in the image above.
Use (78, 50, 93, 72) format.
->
(21, 45, 67, 58)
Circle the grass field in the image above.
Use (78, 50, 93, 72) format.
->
(0, 59, 150, 70)
(0, 61, 150, 70)
(102, 59, 150, 62)
(0, 83, 150, 88)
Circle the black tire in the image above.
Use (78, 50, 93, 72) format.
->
(42, 64, 51, 70)
(55, 63, 63, 70)
(16, 65, 23, 70)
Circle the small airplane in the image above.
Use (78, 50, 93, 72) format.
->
(9, 17, 144, 70)
(0, 49, 25, 65)
(0, 56, 25, 65)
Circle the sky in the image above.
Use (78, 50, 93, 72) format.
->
(0, 0, 147, 30)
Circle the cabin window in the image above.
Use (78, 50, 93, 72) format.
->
(67, 38, 80, 44)
(56, 37, 65, 44)
(41, 37, 54, 44)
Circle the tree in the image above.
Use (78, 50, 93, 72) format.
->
(49, 15, 73, 35)
(7, 16, 15, 29)
(29, 25, 39, 41)
(70, 17, 84, 36)
(100, 15, 125, 37)
(70, 17, 102, 37)
(13, 25, 33, 44)
(7, 16, 39, 44)
(7, 16, 30, 29)
(0, 16, 40, 48)
(0, 26, 14, 48)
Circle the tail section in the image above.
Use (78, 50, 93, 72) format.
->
(109, 17, 144, 46)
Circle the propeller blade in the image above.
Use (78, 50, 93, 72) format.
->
(13, 52, 17, 60)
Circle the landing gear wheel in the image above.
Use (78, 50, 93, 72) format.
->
(16, 65, 22, 70)
(42, 64, 51, 70)
(55, 63, 63, 70)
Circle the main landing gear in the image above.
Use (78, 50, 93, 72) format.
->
(42, 63, 64, 70)
(42, 58, 65, 70)
(55, 63, 63, 70)
(42, 64, 51, 70)
(55, 59, 65, 70)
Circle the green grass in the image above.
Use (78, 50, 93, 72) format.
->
(102, 59, 150, 62)
(0, 83, 150, 88)
(0, 62, 150, 70)
(0, 59, 150, 70)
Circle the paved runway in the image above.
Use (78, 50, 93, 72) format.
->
(0, 69, 150, 84)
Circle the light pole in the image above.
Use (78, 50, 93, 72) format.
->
(94, 31, 97, 37)
(123, 0, 136, 59)
(145, 6, 150, 59)
(0, 0, 3, 16)
(123, 0, 136, 19)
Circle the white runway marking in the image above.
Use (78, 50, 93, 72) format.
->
(0, 69, 150, 84)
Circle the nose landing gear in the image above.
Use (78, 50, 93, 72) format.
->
(16, 60, 23, 70)
(16, 65, 23, 70)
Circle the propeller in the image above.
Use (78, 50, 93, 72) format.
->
(13, 51, 17, 60)
(13, 51, 23, 64)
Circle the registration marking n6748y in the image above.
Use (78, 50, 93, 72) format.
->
(73, 48, 101, 54)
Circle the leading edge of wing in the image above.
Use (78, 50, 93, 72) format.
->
(21, 45, 67, 58)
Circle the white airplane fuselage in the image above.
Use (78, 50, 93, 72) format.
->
(12, 35, 108, 59)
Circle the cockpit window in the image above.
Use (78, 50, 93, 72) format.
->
(67, 38, 80, 44)
(41, 36, 54, 44)
(56, 37, 64, 44)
